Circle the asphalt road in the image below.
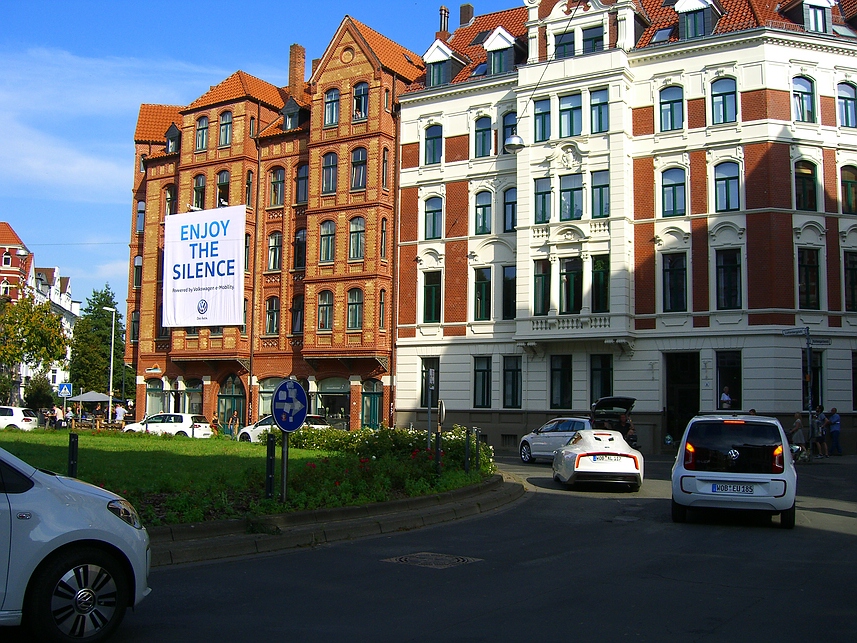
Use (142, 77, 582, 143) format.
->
(7, 455, 856, 642)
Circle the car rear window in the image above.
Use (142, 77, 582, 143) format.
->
(191, 416, 208, 424)
(23, 409, 38, 418)
(685, 421, 783, 473)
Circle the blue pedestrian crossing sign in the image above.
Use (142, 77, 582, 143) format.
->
(271, 379, 308, 433)
(58, 383, 72, 398)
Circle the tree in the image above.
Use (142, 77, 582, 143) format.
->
(69, 285, 126, 396)
(0, 296, 69, 404)
(24, 373, 56, 410)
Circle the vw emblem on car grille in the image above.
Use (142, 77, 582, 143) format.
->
(728, 449, 740, 460)
(197, 299, 209, 314)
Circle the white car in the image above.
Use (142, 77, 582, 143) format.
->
(124, 413, 212, 438)
(0, 445, 150, 642)
(552, 429, 644, 491)
(519, 417, 591, 463)
(237, 414, 333, 442)
(0, 407, 39, 430)
(671, 414, 797, 528)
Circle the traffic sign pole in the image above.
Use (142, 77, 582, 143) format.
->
(270, 379, 309, 503)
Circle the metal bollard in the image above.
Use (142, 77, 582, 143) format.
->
(464, 426, 471, 473)
(265, 433, 276, 499)
(68, 433, 79, 478)
(474, 426, 481, 471)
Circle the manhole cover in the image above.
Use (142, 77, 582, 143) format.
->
(382, 552, 482, 569)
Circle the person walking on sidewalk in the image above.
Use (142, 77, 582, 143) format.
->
(827, 408, 843, 456)
(226, 411, 239, 439)
(815, 406, 830, 458)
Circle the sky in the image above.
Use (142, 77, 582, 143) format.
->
(0, 0, 516, 321)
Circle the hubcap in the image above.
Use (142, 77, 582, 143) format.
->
(51, 564, 118, 637)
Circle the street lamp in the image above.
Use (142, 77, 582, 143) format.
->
(103, 307, 116, 423)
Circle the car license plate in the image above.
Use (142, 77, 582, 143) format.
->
(593, 455, 621, 462)
(711, 483, 754, 494)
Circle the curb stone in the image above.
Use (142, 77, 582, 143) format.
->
(148, 474, 525, 567)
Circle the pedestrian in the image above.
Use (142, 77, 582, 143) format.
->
(720, 386, 732, 410)
(226, 410, 239, 439)
(115, 403, 127, 428)
(54, 405, 65, 429)
(789, 411, 806, 458)
(748, 408, 757, 415)
(94, 403, 104, 430)
(815, 405, 829, 458)
(827, 407, 843, 456)
(210, 413, 219, 437)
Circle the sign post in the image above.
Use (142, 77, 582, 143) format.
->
(782, 327, 815, 463)
(271, 379, 308, 502)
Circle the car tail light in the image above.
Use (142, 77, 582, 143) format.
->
(773, 444, 784, 473)
(684, 442, 696, 470)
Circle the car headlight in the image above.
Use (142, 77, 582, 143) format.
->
(108, 499, 143, 529)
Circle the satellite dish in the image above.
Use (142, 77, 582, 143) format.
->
(504, 134, 525, 153)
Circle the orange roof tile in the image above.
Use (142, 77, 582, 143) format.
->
(348, 17, 426, 82)
(36, 267, 56, 284)
(447, 6, 528, 81)
(0, 221, 25, 247)
(184, 70, 287, 112)
(59, 276, 71, 294)
(135, 104, 182, 143)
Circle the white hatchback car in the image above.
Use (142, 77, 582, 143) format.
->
(0, 407, 39, 431)
(124, 413, 212, 438)
(237, 414, 333, 442)
(671, 414, 797, 528)
(0, 446, 150, 641)
(552, 429, 644, 491)
(519, 417, 591, 463)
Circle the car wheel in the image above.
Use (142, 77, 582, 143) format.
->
(779, 503, 796, 529)
(25, 546, 130, 643)
(124, 429, 135, 433)
(520, 442, 534, 463)
(7, 424, 19, 430)
(671, 498, 688, 523)
(176, 431, 188, 437)
(238, 433, 251, 442)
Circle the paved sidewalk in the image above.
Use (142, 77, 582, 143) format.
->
(148, 473, 525, 567)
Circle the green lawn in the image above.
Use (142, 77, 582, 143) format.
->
(0, 427, 493, 526)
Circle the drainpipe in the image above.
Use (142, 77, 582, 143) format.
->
(248, 99, 262, 423)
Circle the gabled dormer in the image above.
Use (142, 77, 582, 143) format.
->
(164, 123, 180, 154)
(483, 27, 522, 75)
(674, 0, 722, 40)
(781, 0, 834, 35)
(423, 40, 467, 87)
(280, 97, 307, 131)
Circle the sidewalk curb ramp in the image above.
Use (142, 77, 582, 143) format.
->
(148, 474, 525, 567)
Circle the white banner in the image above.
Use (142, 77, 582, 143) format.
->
(163, 206, 245, 327)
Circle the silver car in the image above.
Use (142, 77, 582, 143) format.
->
(520, 417, 591, 463)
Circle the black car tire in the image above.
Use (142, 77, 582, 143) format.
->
(629, 483, 641, 493)
(8, 424, 19, 430)
(25, 546, 130, 643)
(671, 498, 688, 523)
(238, 433, 251, 442)
(779, 503, 796, 529)
(520, 442, 534, 463)
(176, 431, 188, 437)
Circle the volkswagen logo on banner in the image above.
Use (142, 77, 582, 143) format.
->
(197, 299, 209, 315)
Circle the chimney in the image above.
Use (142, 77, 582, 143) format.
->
(460, 3, 474, 27)
(311, 58, 321, 75)
(289, 44, 306, 98)
(436, 6, 450, 41)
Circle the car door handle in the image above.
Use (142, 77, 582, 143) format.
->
(17, 512, 32, 520)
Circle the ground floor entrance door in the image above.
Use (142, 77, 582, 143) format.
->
(665, 352, 700, 442)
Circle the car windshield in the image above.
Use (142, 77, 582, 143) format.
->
(686, 420, 782, 473)
(305, 416, 328, 426)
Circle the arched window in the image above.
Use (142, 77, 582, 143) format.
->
(475, 191, 492, 234)
(351, 147, 367, 190)
(502, 112, 517, 154)
(353, 82, 368, 120)
(1, 253, 9, 267)
(146, 378, 166, 415)
(218, 111, 232, 146)
(662, 168, 686, 217)
(295, 164, 308, 203)
(425, 197, 442, 240)
(504, 188, 517, 231)
(195, 116, 208, 151)
(270, 167, 285, 206)
(164, 184, 176, 215)
(136, 200, 145, 232)
(0, 279, 9, 296)
(324, 88, 340, 126)
(379, 289, 386, 329)
(793, 77, 815, 123)
(349, 217, 365, 260)
(475, 116, 491, 157)
(320, 221, 335, 262)
(291, 295, 304, 334)
(842, 165, 857, 214)
(246, 170, 253, 205)
(714, 162, 740, 212)
(318, 290, 333, 330)
(294, 229, 306, 269)
(268, 232, 282, 271)
(382, 148, 389, 189)
(265, 297, 280, 334)
(322, 153, 338, 194)
(712, 78, 737, 124)
(380, 218, 387, 259)
(425, 125, 442, 165)
(660, 86, 684, 131)
(838, 83, 857, 128)
(130, 310, 140, 342)
(244, 234, 251, 273)
(795, 161, 817, 211)
(217, 170, 230, 206)
(347, 288, 363, 329)
(193, 174, 206, 209)
(133, 256, 142, 288)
